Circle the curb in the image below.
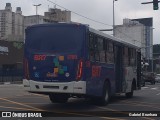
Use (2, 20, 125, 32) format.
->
(0, 81, 22, 85)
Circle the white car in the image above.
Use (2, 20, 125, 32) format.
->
(155, 74, 160, 83)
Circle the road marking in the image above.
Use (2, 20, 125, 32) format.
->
(48, 110, 127, 119)
(94, 107, 154, 120)
(156, 93, 160, 95)
(121, 101, 160, 110)
(96, 106, 117, 111)
(97, 103, 159, 120)
(0, 84, 23, 86)
(142, 117, 157, 120)
(4, 82, 11, 85)
(121, 100, 160, 105)
(0, 105, 40, 111)
(151, 87, 158, 90)
(101, 117, 126, 120)
(141, 87, 149, 90)
(0, 102, 48, 105)
(0, 97, 44, 111)
(141, 87, 149, 89)
(96, 106, 130, 118)
(30, 93, 48, 98)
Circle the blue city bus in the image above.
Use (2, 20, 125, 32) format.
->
(23, 23, 141, 105)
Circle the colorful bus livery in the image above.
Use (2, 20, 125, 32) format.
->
(23, 23, 141, 105)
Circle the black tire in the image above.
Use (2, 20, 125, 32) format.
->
(141, 81, 145, 87)
(126, 83, 134, 98)
(98, 81, 111, 106)
(49, 93, 69, 103)
(142, 82, 145, 87)
(151, 81, 155, 85)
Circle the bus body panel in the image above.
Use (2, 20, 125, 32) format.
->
(85, 62, 115, 97)
(25, 51, 80, 82)
(124, 66, 137, 92)
(24, 24, 86, 83)
(23, 79, 86, 94)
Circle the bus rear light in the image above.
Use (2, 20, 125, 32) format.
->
(76, 59, 83, 80)
(24, 58, 30, 80)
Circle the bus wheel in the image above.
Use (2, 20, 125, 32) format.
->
(49, 93, 69, 103)
(125, 84, 134, 98)
(99, 81, 110, 106)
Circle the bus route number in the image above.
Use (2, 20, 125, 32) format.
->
(92, 66, 101, 77)
(34, 55, 46, 61)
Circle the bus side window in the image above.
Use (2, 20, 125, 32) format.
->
(98, 37, 105, 62)
(106, 41, 114, 64)
(88, 34, 100, 62)
(129, 48, 136, 66)
(104, 40, 108, 63)
(124, 47, 129, 66)
(128, 48, 131, 65)
(94, 36, 100, 61)
(89, 33, 95, 61)
(114, 45, 117, 63)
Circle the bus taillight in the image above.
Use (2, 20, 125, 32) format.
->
(24, 58, 30, 80)
(76, 59, 83, 80)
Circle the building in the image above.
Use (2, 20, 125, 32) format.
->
(0, 3, 71, 42)
(132, 18, 153, 60)
(24, 15, 45, 28)
(0, 3, 72, 82)
(24, 8, 71, 28)
(115, 18, 153, 60)
(24, 8, 71, 32)
(0, 3, 24, 42)
(10, 7, 24, 41)
(44, 8, 71, 23)
(0, 40, 23, 82)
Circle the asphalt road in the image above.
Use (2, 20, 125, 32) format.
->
(0, 82, 160, 120)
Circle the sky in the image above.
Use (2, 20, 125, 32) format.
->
(0, 0, 160, 44)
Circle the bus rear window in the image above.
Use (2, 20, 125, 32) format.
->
(25, 26, 84, 52)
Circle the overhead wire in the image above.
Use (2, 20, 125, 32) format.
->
(46, 0, 112, 27)
(46, 0, 143, 45)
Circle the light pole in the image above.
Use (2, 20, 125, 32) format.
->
(33, 4, 41, 15)
(33, 4, 41, 24)
(113, 0, 118, 36)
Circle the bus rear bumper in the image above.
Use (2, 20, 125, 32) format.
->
(23, 79, 86, 94)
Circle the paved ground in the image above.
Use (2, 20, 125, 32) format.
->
(0, 82, 160, 120)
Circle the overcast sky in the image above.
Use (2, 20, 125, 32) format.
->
(1, 0, 160, 44)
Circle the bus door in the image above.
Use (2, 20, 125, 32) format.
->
(115, 45, 124, 92)
(137, 51, 141, 89)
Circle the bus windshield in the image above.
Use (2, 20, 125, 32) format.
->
(25, 25, 85, 52)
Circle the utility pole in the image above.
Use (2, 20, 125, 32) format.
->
(141, 0, 160, 10)
(113, 0, 118, 36)
(33, 4, 41, 15)
(33, 4, 41, 24)
(99, 1, 118, 33)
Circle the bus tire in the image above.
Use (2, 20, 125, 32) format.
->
(125, 83, 134, 98)
(49, 93, 69, 103)
(99, 81, 110, 106)
(151, 81, 155, 85)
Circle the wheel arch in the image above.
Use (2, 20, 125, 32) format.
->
(103, 78, 112, 94)
(132, 78, 137, 90)
(104, 78, 111, 88)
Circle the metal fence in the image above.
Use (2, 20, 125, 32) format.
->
(0, 69, 23, 83)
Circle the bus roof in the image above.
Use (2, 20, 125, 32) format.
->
(26, 23, 86, 30)
(26, 23, 140, 50)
